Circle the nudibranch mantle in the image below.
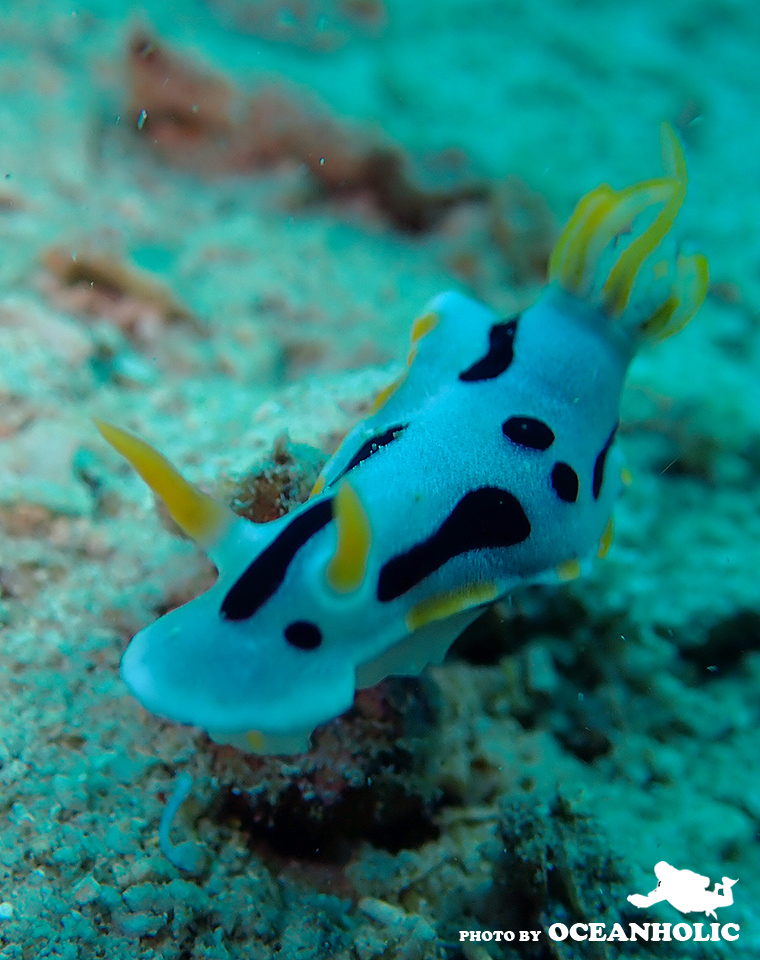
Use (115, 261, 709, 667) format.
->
(99, 125, 707, 754)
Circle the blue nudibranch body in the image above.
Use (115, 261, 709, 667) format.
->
(98, 125, 707, 754)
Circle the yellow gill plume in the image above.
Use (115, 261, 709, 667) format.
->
(548, 124, 708, 336)
(550, 175, 678, 306)
(639, 248, 709, 341)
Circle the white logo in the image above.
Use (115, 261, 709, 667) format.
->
(461, 860, 741, 946)
(628, 861, 738, 920)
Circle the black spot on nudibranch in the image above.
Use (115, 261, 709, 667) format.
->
(221, 498, 333, 621)
(459, 317, 519, 382)
(332, 422, 408, 485)
(502, 416, 555, 451)
(592, 426, 617, 500)
(377, 486, 531, 602)
(552, 462, 579, 503)
(284, 621, 323, 650)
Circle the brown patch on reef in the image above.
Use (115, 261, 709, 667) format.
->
(0, 401, 34, 441)
(0, 189, 24, 213)
(126, 30, 489, 232)
(208, 678, 440, 863)
(40, 246, 198, 344)
(0, 502, 58, 538)
(208, 0, 388, 53)
(226, 434, 325, 522)
(126, 32, 237, 162)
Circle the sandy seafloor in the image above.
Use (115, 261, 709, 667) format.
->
(1, 0, 760, 957)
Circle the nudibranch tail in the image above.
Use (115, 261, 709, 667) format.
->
(94, 419, 232, 550)
(325, 480, 371, 593)
(548, 123, 708, 340)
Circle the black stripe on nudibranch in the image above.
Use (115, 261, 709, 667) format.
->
(284, 621, 323, 651)
(551, 462, 579, 503)
(377, 486, 531, 603)
(221, 498, 333, 621)
(592, 426, 617, 500)
(459, 316, 519, 382)
(331, 422, 408, 485)
(502, 416, 555, 451)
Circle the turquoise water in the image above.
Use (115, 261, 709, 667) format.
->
(0, 0, 757, 956)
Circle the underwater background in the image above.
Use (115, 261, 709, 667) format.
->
(0, 0, 758, 956)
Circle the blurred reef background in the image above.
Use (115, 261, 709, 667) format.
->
(0, 0, 759, 957)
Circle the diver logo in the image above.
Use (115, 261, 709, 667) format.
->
(546, 860, 740, 944)
(465, 860, 741, 946)
(627, 861, 738, 920)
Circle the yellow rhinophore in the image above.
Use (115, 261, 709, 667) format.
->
(94, 419, 231, 548)
(325, 480, 371, 593)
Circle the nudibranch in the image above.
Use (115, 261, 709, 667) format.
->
(98, 125, 707, 754)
